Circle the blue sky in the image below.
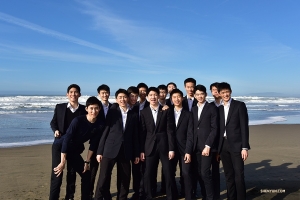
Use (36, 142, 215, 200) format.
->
(0, 0, 299, 96)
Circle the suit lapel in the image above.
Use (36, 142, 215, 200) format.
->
(124, 110, 132, 132)
(155, 106, 162, 131)
(116, 107, 124, 132)
(226, 99, 235, 125)
(176, 109, 185, 129)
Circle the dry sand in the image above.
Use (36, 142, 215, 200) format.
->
(0, 124, 299, 200)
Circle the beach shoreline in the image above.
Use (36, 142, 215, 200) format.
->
(0, 124, 299, 199)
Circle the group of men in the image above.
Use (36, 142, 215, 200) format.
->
(49, 78, 250, 200)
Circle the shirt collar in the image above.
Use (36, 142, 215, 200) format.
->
(186, 95, 194, 101)
(120, 106, 129, 113)
(221, 98, 232, 106)
(197, 101, 206, 108)
(174, 107, 183, 113)
(150, 105, 159, 112)
(67, 103, 79, 110)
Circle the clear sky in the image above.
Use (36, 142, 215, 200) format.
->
(0, 0, 299, 96)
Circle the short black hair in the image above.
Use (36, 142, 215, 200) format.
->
(167, 82, 177, 88)
(67, 84, 81, 93)
(97, 84, 110, 94)
(86, 96, 101, 108)
(147, 87, 159, 96)
(157, 84, 168, 93)
(127, 86, 139, 95)
(194, 84, 207, 94)
(115, 88, 129, 98)
(137, 83, 148, 91)
(210, 82, 219, 91)
(184, 78, 196, 86)
(218, 82, 232, 93)
(170, 89, 183, 98)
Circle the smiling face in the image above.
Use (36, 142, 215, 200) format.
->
(98, 90, 109, 102)
(116, 93, 128, 108)
(211, 86, 220, 99)
(159, 89, 167, 101)
(66, 87, 81, 103)
(148, 91, 159, 107)
(220, 89, 232, 103)
(167, 84, 176, 94)
(129, 93, 138, 106)
(138, 87, 147, 101)
(85, 104, 100, 119)
(194, 90, 207, 104)
(171, 92, 183, 107)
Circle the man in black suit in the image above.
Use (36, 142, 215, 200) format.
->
(88, 84, 113, 199)
(192, 85, 218, 200)
(95, 89, 140, 200)
(166, 82, 177, 107)
(182, 78, 198, 112)
(170, 89, 194, 200)
(217, 82, 250, 200)
(140, 87, 177, 200)
(50, 84, 86, 200)
(209, 82, 222, 199)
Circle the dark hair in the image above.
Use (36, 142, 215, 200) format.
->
(146, 87, 159, 96)
(86, 96, 101, 108)
(67, 84, 81, 93)
(167, 82, 177, 88)
(184, 78, 196, 86)
(194, 84, 207, 94)
(218, 82, 232, 93)
(209, 82, 219, 91)
(97, 84, 110, 93)
(127, 86, 139, 95)
(170, 89, 183, 98)
(157, 84, 168, 93)
(115, 88, 129, 98)
(137, 83, 148, 91)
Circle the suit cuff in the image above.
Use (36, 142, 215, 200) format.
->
(205, 145, 211, 148)
(242, 148, 248, 150)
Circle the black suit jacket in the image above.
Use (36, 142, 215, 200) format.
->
(218, 99, 250, 153)
(172, 108, 194, 156)
(50, 103, 86, 135)
(140, 105, 175, 156)
(97, 107, 139, 160)
(192, 102, 218, 152)
(166, 98, 173, 107)
(182, 96, 198, 112)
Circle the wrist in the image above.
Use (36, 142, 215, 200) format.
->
(84, 160, 90, 164)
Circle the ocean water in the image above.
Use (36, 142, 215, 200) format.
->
(0, 95, 299, 148)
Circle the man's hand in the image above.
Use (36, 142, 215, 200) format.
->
(216, 154, 221, 162)
(168, 151, 175, 160)
(162, 105, 169, 110)
(184, 153, 191, 163)
(134, 157, 140, 164)
(140, 153, 145, 162)
(202, 146, 210, 156)
(83, 163, 90, 173)
(54, 130, 61, 137)
(53, 162, 65, 177)
(241, 150, 248, 161)
(96, 155, 103, 163)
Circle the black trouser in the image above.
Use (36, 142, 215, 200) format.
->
(131, 160, 142, 198)
(90, 152, 99, 197)
(94, 146, 131, 200)
(195, 151, 214, 200)
(144, 147, 177, 200)
(220, 139, 246, 200)
(211, 152, 220, 199)
(49, 144, 91, 200)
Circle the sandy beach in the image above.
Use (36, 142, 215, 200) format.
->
(0, 124, 299, 200)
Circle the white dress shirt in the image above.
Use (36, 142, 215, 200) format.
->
(174, 107, 182, 127)
(197, 101, 206, 120)
(120, 107, 129, 130)
(221, 98, 232, 137)
(67, 103, 79, 113)
(150, 105, 159, 125)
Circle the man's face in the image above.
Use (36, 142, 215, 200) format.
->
(116, 93, 128, 108)
(171, 93, 182, 107)
(185, 82, 195, 97)
(159, 89, 167, 100)
(211, 86, 220, 99)
(220, 89, 231, 103)
(66, 87, 81, 103)
(148, 91, 158, 106)
(139, 87, 147, 100)
(167, 84, 176, 94)
(85, 104, 100, 118)
(129, 93, 138, 106)
(98, 90, 109, 101)
(194, 90, 207, 104)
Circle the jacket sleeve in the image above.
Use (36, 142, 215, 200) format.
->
(97, 112, 111, 155)
(185, 112, 194, 154)
(132, 113, 140, 158)
(61, 117, 79, 153)
(166, 109, 176, 151)
(139, 112, 147, 153)
(239, 102, 250, 149)
(50, 104, 59, 133)
(205, 105, 218, 148)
